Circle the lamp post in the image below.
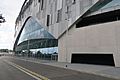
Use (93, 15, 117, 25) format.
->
(25, 39, 29, 57)
(28, 40, 29, 51)
(27, 40, 30, 57)
(65, 14, 69, 62)
(65, 5, 71, 62)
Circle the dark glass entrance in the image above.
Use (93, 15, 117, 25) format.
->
(71, 54, 115, 66)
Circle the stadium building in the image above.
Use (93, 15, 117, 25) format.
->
(14, 0, 120, 67)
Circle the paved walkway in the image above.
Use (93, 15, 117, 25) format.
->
(11, 56, 120, 80)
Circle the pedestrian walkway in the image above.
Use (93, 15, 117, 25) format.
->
(11, 56, 120, 80)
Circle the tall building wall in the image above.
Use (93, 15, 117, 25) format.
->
(58, 21, 120, 67)
(15, 0, 98, 40)
(15, 0, 120, 67)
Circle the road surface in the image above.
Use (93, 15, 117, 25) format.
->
(0, 56, 118, 80)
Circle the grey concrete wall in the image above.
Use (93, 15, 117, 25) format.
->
(58, 21, 120, 67)
(15, 0, 99, 40)
(15, 0, 120, 67)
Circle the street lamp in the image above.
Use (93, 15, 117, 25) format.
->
(65, 4, 72, 62)
(28, 40, 29, 51)
(25, 39, 29, 57)
(65, 12, 70, 62)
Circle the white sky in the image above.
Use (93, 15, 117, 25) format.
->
(0, 0, 24, 50)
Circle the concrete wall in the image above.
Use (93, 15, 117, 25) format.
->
(58, 21, 120, 67)
(15, 0, 120, 67)
(15, 0, 99, 40)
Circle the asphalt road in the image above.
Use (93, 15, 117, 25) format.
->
(0, 56, 118, 80)
(0, 56, 35, 80)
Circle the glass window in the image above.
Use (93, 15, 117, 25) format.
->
(57, 0, 63, 10)
(56, 9, 62, 23)
(18, 17, 55, 44)
(101, 0, 120, 10)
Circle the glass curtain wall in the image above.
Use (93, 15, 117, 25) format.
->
(15, 17, 58, 60)
(89, 0, 120, 16)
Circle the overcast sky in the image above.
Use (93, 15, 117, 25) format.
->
(0, 0, 24, 50)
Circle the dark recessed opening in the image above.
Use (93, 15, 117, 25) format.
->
(76, 9, 120, 28)
(71, 54, 115, 66)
